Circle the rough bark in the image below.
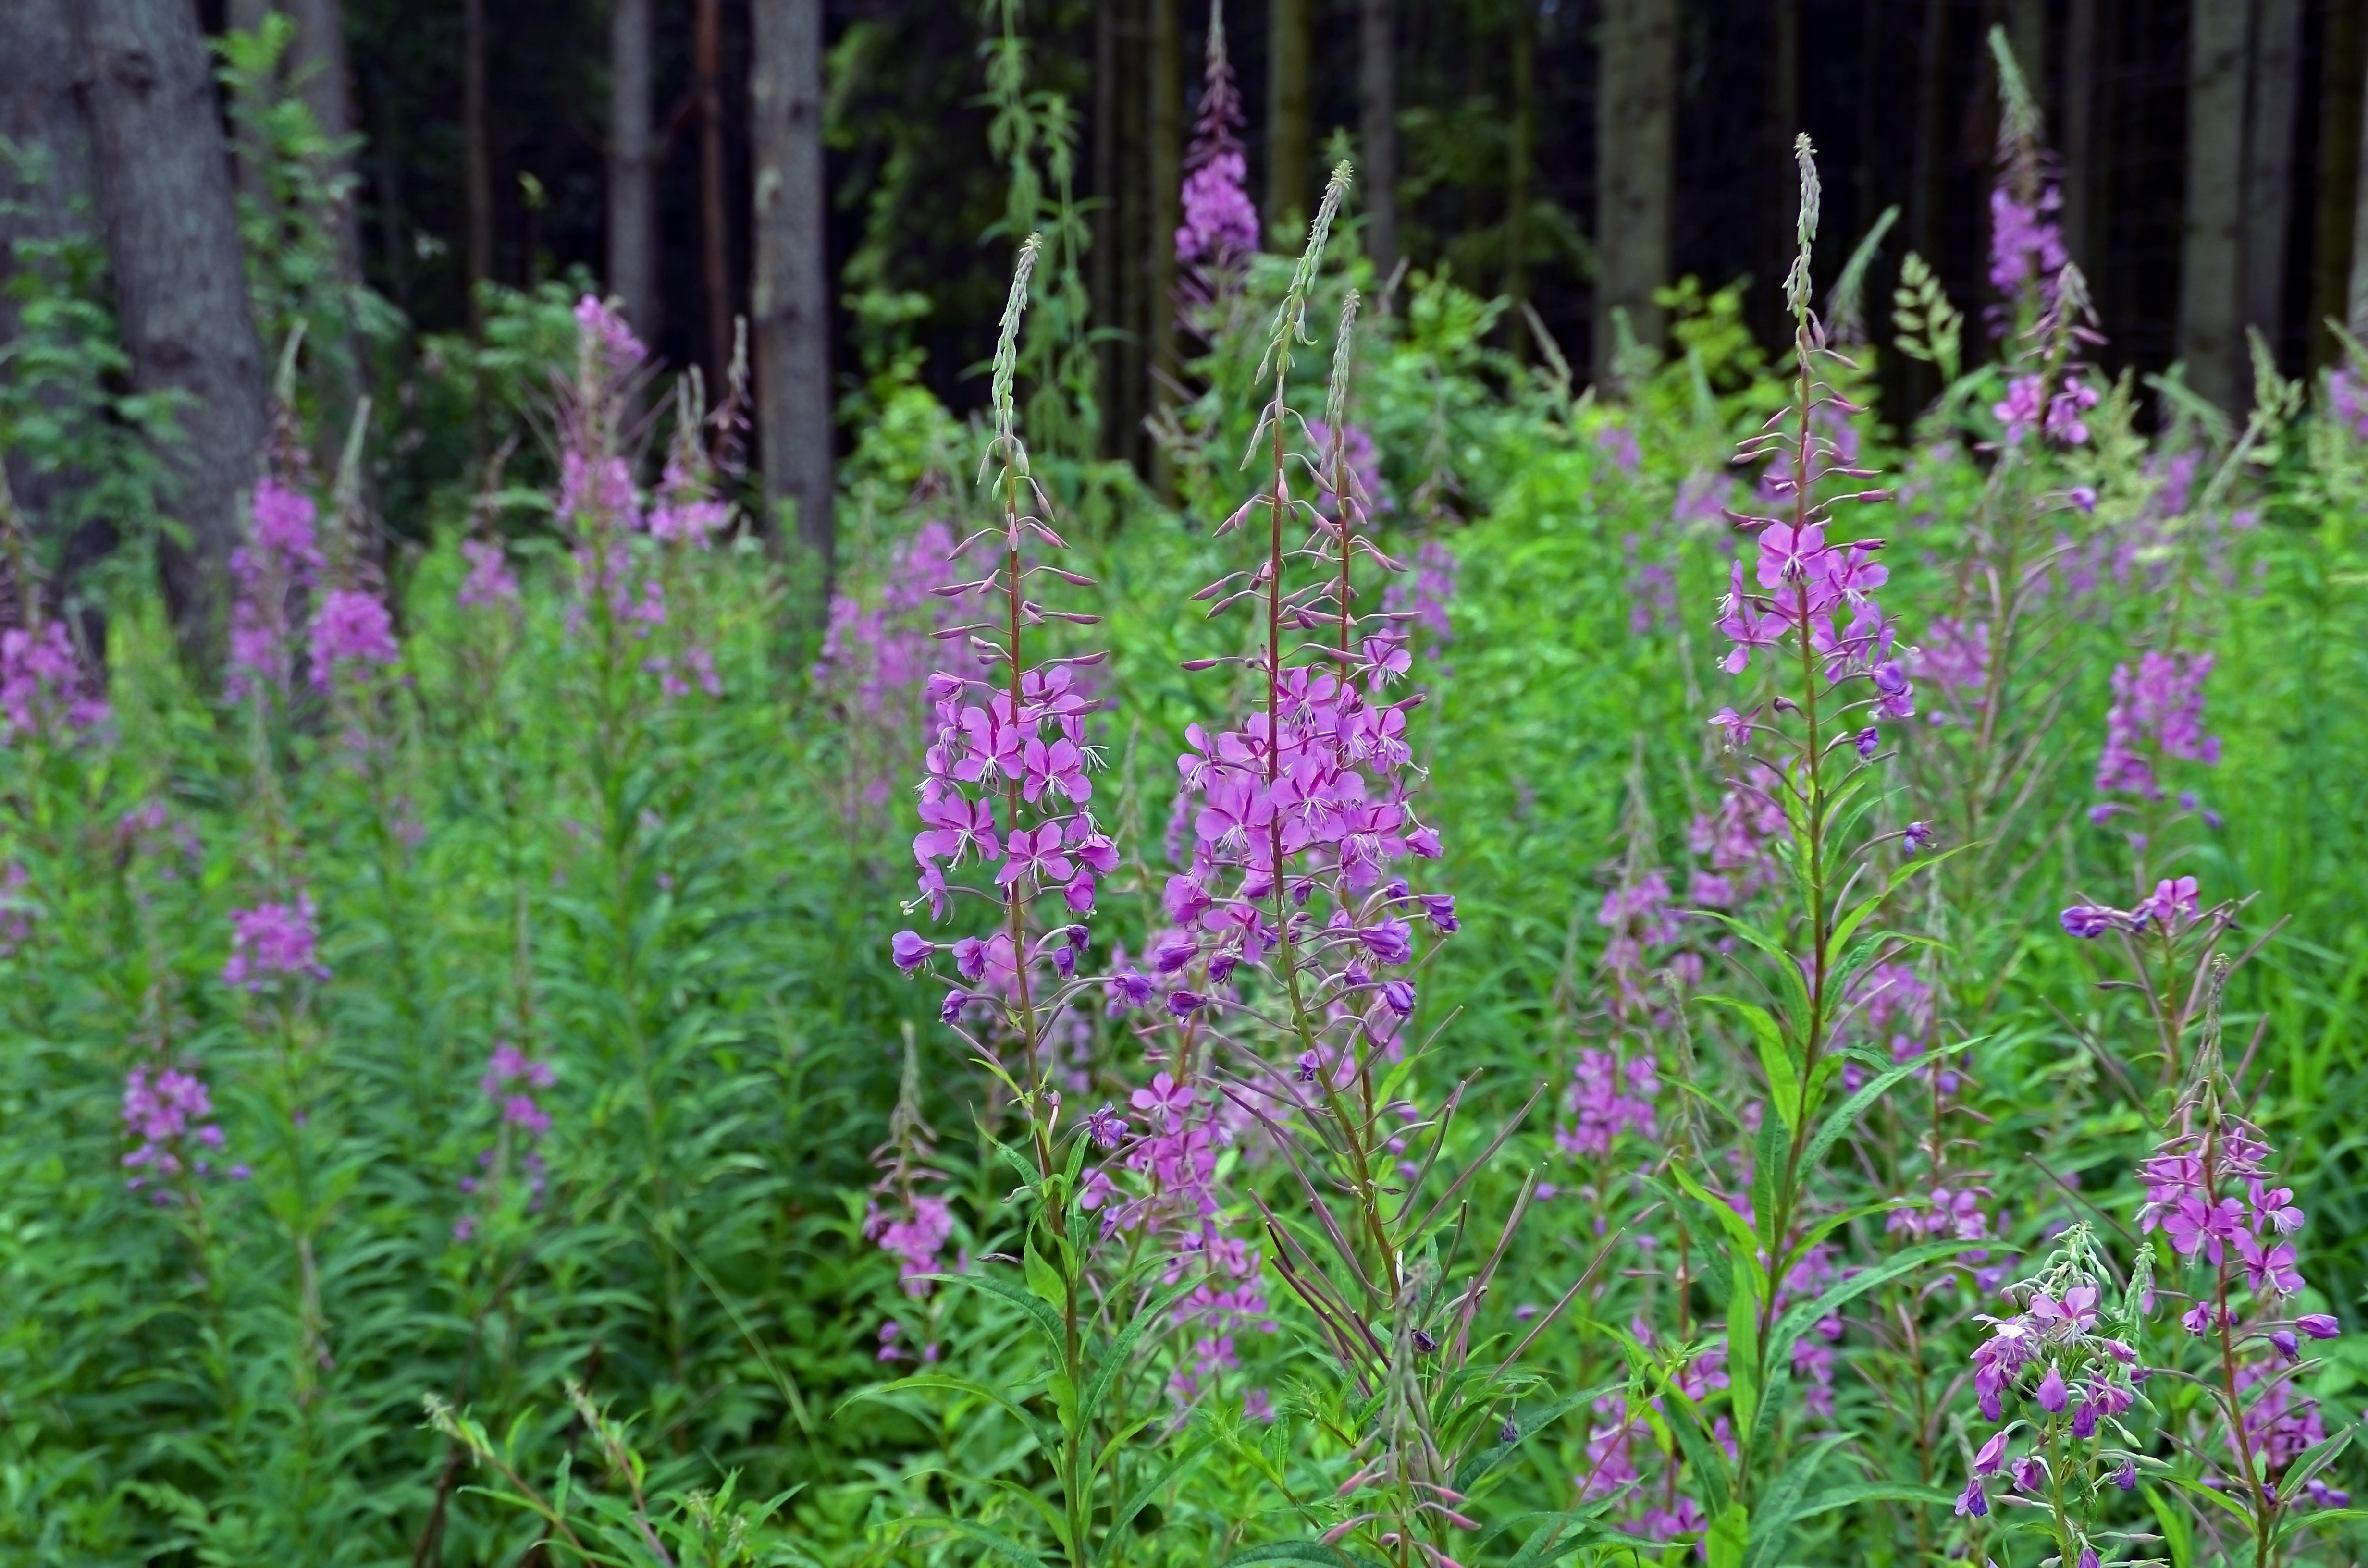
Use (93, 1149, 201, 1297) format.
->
(751, 0, 833, 604)
(1358, 0, 1396, 286)
(2240, 0, 2302, 355)
(608, 0, 658, 339)
(73, 0, 270, 663)
(1147, 0, 1181, 497)
(2178, 0, 2248, 410)
(0, 0, 113, 643)
(696, 0, 733, 391)
(1266, 0, 1312, 234)
(1094, 0, 1120, 459)
(1596, 0, 1677, 380)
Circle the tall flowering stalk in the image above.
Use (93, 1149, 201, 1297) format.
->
(882, 235, 1148, 1568)
(1677, 137, 1976, 1558)
(1174, 2, 1257, 305)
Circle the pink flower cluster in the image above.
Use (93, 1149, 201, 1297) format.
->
(2094, 649, 2218, 803)
(308, 588, 400, 691)
(1556, 1048, 1657, 1158)
(1992, 370, 2099, 446)
(228, 478, 325, 702)
(457, 539, 520, 608)
(1381, 539, 1457, 664)
(814, 520, 962, 815)
(864, 1194, 955, 1295)
(0, 620, 105, 740)
(1987, 183, 2067, 306)
(454, 1041, 555, 1241)
(122, 1064, 245, 1191)
(1175, 18, 1255, 273)
(2060, 874, 2202, 940)
(222, 896, 329, 990)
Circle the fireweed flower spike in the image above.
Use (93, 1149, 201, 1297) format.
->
(881, 238, 1138, 1563)
(1960, 1225, 2152, 1567)
(1175, 2, 1256, 297)
(2135, 963, 2348, 1551)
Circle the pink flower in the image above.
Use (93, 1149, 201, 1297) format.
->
(309, 589, 400, 690)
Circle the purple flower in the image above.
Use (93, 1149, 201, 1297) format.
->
(1972, 1429, 2009, 1476)
(2035, 1363, 2069, 1413)
(1167, 989, 1208, 1017)
(223, 896, 330, 989)
(891, 931, 934, 973)
(2297, 1313, 2340, 1340)
(1106, 968, 1154, 1009)
(1902, 821, 1935, 854)
(458, 539, 520, 607)
(1953, 1477, 1988, 1518)
(308, 588, 400, 691)
(2060, 905, 2118, 940)
(0, 621, 105, 741)
(121, 1063, 229, 1187)
(2096, 651, 2219, 802)
(1084, 1103, 1128, 1149)
(2114, 1458, 2137, 1490)
(2270, 1329, 2301, 1362)
(2011, 1454, 2047, 1491)
(1175, 19, 1255, 273)
(227, 478, 325, 702)
(1988, 183, 2067, 302)
(2134, 875, 2200, 929)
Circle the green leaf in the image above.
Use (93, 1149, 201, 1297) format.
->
(1024, 1241, 1068, 1310)
(853, 1374, 1057, 1454)
(1768, 1240, 1965, 1372)
(1790, 1482, 1957, 1517)
(1667, 1158, 1767, 1298)
(1453, 1381, 1627, 1494)
(1081, 1279, 1197, 1430)
(930, 1269, 1068, 1360)
(1108, 1433, 1212, 1537)
(905, 1515, 1058, 1568)
(1798, 1038, 1979, 1175)
(1217, 1543, 1359, 1568)
(1702, 996, 1801, 1133)
(2147, 1485, 2195, 1568)
(1706, 1502, 1750, 1568)
(1727, 1266, 1762, 1435)
(1739, 1435, 1850, 1568)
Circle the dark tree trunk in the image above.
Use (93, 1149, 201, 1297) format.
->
(1596, 0, 1676, 380)
(284, 0, 363, 291)
(462, 0, 492, 340)
(2241, 0, 2302, 358)
(73, 0, 269, 666)
(1267, 0, 1312, 234)
(609, 0, 658, 338)
(2180, 0, 2247, 409)
(2349, 24, 2368, 339)
(2311, 0, 2365, 362)
(1505, 0, 1534, 348)
(1094, 0, 1120, 460)
(2062, 0, 2100, 268)
(696, 0, 732, 392)
(1147, 0, 1181, 498)
(1359, 0, 1396, 287)
(752, 0, 832, 606)
(0, 0, 114, 645)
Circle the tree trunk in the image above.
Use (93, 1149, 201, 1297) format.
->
(608, 0, 657, 338)
(1358, 0, 1396, 286)
(284, 0, 363, 290)
(225, 0, 276, 211)
(1596, 0, 1677, 381)
(2061, 0, 2100, 268)
(1147, 0, 1180, 498)
(2179, 0, 2247, 410)
(2240, 0, 2302, 359)
(751, 0, 833, 605)
(1505, 0, 1534, 348)
(696, 0, 732, 392)
(2312, 0, 2364, 362)
(2010, 0, 2048, 116)
(1094, 0, 1120, 460)
(73, 0, 270, 665)
(0, 0, 115, 646)
(2348, 24, 2368, 340)
(1267, 0, 1312, 234)
(463, 0, 493, 340)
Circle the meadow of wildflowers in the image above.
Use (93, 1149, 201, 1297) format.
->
(7, 33, 2368, 1568)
